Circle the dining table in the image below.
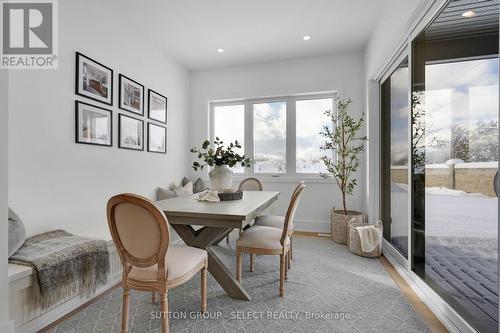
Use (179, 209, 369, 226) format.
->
(155, 190, 280, 301)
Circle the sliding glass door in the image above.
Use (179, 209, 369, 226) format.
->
(381, 57, 410, 259)
(411, 0, 499, 331)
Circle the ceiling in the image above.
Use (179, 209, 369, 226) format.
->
(119, 0, 399, 70)
(426, 0, 499, 42)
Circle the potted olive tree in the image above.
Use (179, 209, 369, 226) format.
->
(191, 138, 251, 191)
(320, 98, 367, 244)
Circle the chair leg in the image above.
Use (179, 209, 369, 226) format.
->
(160, 291, 169, 333)
(201, 264, 207, 313)
(250, 254, 255, 272)
(290, 236, 293, 260)
(287, 250, 291, 270)
(279, 254, 285, 297)
(226, 234, 230, 243)
(121, 288, 130, 333)
(236, 252, 242, 282)
(152, 291, 157, 304)
(285, 253, 289, 280)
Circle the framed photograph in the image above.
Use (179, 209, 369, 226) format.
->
(76, 52, 113, 105)
(119, 114, 144, 151)
(119, 74, 144, 115)
(148, 89, 167, 123)
(148, 123, 166, 154)
(75, 101, 112, 147)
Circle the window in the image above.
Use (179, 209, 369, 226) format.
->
(213, 104, 245, 173)
(296, 98, 333, 173)
(381, 57, 409, 259)
(210, 93, 335, 176)
(253, 101, 287, 173)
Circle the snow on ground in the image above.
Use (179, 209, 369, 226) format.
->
(390, 182, 498, 259)
(425, 188, 497, 240)
(391, 183, 497, 239)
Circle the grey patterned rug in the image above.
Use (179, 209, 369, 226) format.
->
(46, 236, 430, 333)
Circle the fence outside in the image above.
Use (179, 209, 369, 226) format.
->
(391, 162, 498, 197)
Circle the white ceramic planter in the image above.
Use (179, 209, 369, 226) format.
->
(209, 165, 233, 191)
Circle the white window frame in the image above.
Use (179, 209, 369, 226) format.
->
(209, 91, 337, 180)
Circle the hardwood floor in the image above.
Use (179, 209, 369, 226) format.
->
(379, 255, 448, 333)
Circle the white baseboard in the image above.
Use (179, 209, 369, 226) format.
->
(383, 243, 477, 333)
(294, 219, 330, 234)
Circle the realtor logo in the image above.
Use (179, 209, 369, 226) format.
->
(1, 0, 58, 69)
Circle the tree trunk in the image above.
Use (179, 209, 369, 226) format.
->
(342, 192, 347, 215)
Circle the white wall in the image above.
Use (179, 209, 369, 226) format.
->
(8, 0, 191, 239)
(364, 0, 422, 80)
(1, 68, 15, 332)
(363, 0, 423, 221)
(190, 52, 365, 232)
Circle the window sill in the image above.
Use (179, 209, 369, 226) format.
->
(232, 175, 336, 184)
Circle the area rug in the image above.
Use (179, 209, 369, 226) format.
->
(46, 236, 430, 333)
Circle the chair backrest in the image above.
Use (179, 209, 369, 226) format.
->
(107, 193, 170, 279)
(281, 183, 306, 245)
(291, 181, 304, 196)
(238, 177, 263, 191)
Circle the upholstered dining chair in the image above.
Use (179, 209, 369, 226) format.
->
(251, 181, 304, 270)
(107, 193, 208, 333)
(226, 177, 264, 243)
(235, 183, 306, 297)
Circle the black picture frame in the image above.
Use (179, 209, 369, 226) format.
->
(75, 100, 113, 147)
(148, 89, 167, 124)
(118, 114, 144, 151)
(147, 123, 167, 154)
(75, 52, 114, 106)
(119, 74, 144, 115)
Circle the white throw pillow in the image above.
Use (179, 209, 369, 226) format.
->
(173, 181, 193, 197)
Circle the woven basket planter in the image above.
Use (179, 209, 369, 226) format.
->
(330, 209, 364, 244)
(348, 220, 383, 258)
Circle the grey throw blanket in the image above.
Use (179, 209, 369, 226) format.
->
(9, 230, 110, 309)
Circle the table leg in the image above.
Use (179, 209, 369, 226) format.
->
(171, 224, 252, 301)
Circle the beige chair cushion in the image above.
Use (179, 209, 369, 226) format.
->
(237, 226, 289, 250)
(128, 245, 207, 282)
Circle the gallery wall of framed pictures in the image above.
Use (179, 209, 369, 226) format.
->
(74, 51, 167, 154)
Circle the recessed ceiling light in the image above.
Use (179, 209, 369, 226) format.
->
(303, 35, 311, 41)
(217, 48, 224, 53)
(462, 11, 476, 18)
